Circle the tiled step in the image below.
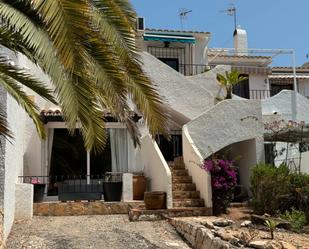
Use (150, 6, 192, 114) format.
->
(173, 199, 205, 208)
(173, 191, 200, 199)
(172, 183, 196, 191)
(172, 175, 192, 183)
(172, 163, 185, 169)
(173, 156, 185, 169)
(171, 169, 189, 176)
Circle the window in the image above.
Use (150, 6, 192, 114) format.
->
(233, 74, 249, 99)
(158, 58, 179, 72)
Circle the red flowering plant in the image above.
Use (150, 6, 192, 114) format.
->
(202, 156, 238, 214)
(31, 178, 42, 184)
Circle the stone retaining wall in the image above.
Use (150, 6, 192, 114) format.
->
(129, 208, 213, 221)
(170, 218, 237, 249)
(34, 201, 142, 216)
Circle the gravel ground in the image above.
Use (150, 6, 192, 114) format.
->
(6, 215, 191, 249)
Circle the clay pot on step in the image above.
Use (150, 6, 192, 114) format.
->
(144, 191, 166, 210)
(133, 175, 147, 200)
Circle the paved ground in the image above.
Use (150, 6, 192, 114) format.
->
(6, 215, 191, 249)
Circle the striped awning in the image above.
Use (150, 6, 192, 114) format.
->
(143, 33, 195, 44)
(269, 74, 309, 79)
(269, 74, 309, 85)
(231, 66, 271, 75)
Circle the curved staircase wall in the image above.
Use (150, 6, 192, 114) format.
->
(183, 127, 213, 208)
(183, 99, 265, 206)
(136, 135, 173, 209)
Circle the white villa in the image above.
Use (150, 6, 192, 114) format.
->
(1, 21, 309, 239)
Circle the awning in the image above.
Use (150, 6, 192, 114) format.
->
(143, 33, 196, 44)
(231, 65, 271, 75)
(269, 74, 309, 85)
(269, 74, 309, 79)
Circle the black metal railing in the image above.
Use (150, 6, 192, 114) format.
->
(19, 174, 122, 196)
(178, 64, 209, 76)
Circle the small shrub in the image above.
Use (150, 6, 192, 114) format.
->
(280, 208, 307, 232)
(265, 219, 279, 240)
(202, 158, 237, 214)
(250, 163, 290, 214)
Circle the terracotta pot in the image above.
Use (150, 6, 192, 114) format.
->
(133, 175, 147, 200)
(144, 191, 166, 210)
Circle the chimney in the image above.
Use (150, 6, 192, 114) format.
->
(233, 25, 248, 56)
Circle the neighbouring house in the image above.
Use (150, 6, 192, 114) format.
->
(270, 64, 309, 98)
(0, 18, 309, 240)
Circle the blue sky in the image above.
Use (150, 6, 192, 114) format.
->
(131, 0, 309, 66)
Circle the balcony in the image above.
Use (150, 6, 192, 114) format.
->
(248, 90, 274, 100)
(178, 64, 209, 76)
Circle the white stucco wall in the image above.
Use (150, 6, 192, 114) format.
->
(122, 173, 133, 201)
(249, 75, 269, 91)
(231, 139, 260, 190)
(17, 54, 55, 176)
(3, 94, 25, 238)
(182, 127, 212, 208)
(15, 183, 33, 219)
(136, 135, 172, 208)
(186, 99, 265, 161)
(186, 65, 231, 101)
(141, 52, 213, 120)
(262, 90, 309, 122)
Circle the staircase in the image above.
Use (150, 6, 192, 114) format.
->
(170, 157, 205, 209)
(129, 156, 212, 221)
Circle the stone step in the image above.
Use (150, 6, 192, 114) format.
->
(173, 156, 185, 169)
(174, 156, 184, 165)
(172, 183, 196, 191)
(173, 191, 200, 199)
(172, 176, 192, 183)
(171, 169, 189, 176)
(173, 199, 205, 208)
(172, 162, 185, 169)
(129, 207, 213, 221)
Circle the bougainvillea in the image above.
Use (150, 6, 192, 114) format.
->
(202, 158, 237, 214)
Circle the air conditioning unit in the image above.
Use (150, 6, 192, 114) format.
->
(136, 17, 145, 31)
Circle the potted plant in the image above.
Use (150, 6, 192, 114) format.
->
(103, 172, 123, 202)
(31, 178, 46, 203)
(144, 191, 166, 210)
(133, 173, 147, 200)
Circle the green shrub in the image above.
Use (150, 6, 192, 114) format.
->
(250, 163, 309, 220)
(280, 208, 307, 232)
(290, 172, 309, 188)
(250, 163, 291, 214)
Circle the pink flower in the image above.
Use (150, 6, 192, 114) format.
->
(31, 179, 41, 184)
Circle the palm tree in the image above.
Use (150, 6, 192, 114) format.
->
(216, 70, 248, 99)
(0, 0, 168, 152)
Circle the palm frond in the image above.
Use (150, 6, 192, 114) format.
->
(0, 69, 45, 139)
(0, 103, 13, 139)
(0, 56, 56, 104)
(0, 0, 168, 151)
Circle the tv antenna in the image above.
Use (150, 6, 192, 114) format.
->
(179, 8, 192, 30)
(222, 5, 237, 30)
